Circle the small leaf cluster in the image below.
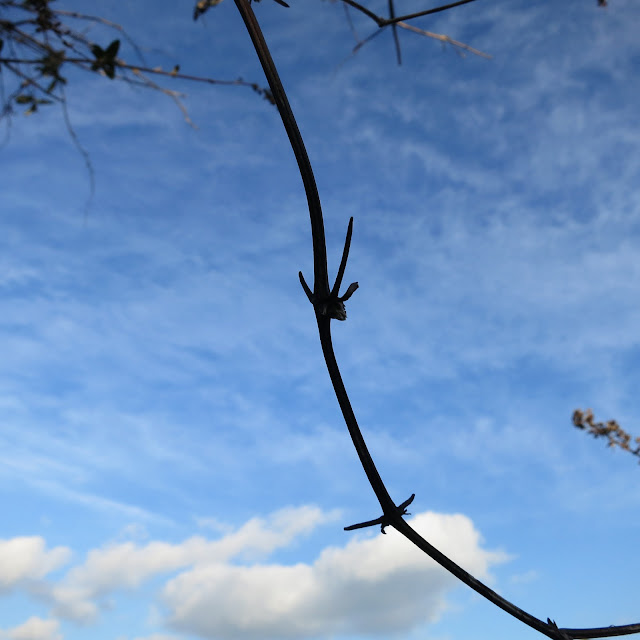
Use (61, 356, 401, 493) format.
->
(1, 0, 275, 127)
(0, 0, 128, 117)
(573, 408, 640, 462)
(90, 39, 120, 79)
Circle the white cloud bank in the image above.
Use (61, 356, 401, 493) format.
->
(47, 505, 335, 624)
(0, 537, 70, 592)
(161, 511, 507, 640)
(0, 507, 507, 640)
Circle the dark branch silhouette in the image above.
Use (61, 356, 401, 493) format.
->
(345, 493, 415, 533)
(340, 0, 480, 26)
(336, 0, 490, 61)
(232, 1, 640, 638)
(388, 0, 402, 65)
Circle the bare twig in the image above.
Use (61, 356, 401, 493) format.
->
(0, 0, 275, 127)
(334, 0, 490, 61)
(53, 8, 148, 64)
(398, 20, 492, 59)
(337, 0, 382, 25)
(339, 0, 480, 27)
(387, 0, 481, 24)
(342, 1, 360, 43)
(388, 0, 402, 65)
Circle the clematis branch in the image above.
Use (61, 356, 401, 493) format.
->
(338, 0, 490, 61)
(232, 1, 640, 639)
(339, 0, 481, 26)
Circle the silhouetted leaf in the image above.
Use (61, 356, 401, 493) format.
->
(91, 39, 120, 78)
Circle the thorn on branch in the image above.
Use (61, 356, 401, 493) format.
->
(299, 217, 359, 321)
(547, 618, 573, 640)
(344, 493, 415, 534)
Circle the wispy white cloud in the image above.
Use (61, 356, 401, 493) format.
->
(44, 506, 336, 623)
(0, 617, 62, 640)
(509, 569, 539, 585)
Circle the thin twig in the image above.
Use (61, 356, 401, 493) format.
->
(387, 0, 480, 24)
(0, 54, 272, 91)
(128, 66, 196, 128)
(342, 1, 360, 43)
(60, 85, 94, 219)
(338, 0, 382, 25)
(339, 0, 480, 26)
(334, 0, 490, 61)
(52, 8, 147, 64)
(398, 20, 492, 59)
(388, 0, 402, 65)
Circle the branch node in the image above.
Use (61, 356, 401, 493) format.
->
(300, 217, 358, 321)
(344, 493, 415, 534)
(299, 270, 313, 303)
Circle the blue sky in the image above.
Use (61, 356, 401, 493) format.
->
(1, 1, 640, 639)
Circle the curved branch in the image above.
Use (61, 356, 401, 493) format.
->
(318, 316, 640, 640)
(234, 0, 329, 298)
(232, 2, 640, 639)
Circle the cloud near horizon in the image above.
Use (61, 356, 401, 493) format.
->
(163, 510, 508, 639)
(0, 507, 507, 640)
